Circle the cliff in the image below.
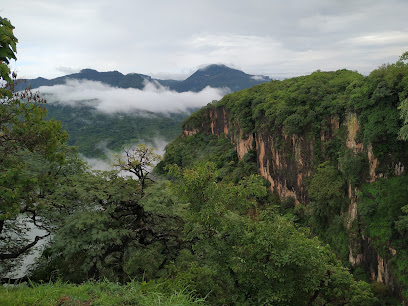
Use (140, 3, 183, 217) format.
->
(179, 65, 408, 300)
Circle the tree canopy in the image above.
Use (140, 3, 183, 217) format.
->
(0, 16, 67, 275)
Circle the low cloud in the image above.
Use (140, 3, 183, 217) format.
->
(250, 75, 269, 81)
(81, 138, 168, 176)
(56, 66, 81, 75)
(38, 79, 228, 114)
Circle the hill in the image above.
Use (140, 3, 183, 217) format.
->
(171, 64, 270, 92)
(15, 69, 150, 91)
(16, 65, 270, 158)
(16, 65, 270, 92)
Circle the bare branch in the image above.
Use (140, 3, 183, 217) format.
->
(0, 233, 50, 260)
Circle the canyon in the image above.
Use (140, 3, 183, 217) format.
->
(182, 103, 404, 293)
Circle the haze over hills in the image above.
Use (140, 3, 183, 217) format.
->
(19, 65, 271, 160)
(16, 64, 270, 93)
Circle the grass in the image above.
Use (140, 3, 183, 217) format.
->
(0, 279, 206, 305)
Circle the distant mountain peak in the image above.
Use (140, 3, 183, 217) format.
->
(173, 64, 270, 92)
(80, 68, 98, 74)
(198, 64, 228, 71)
(17, 65, 271, 93)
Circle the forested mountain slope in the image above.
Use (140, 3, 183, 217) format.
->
(16, 65, 270, 92)
(160, 55, 408, 303)
(16, 65, 270, 158)
(44, 104, 187, 158)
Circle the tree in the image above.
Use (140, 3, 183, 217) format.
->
(166, 163, 376, 305)
(0, 16, 67, 280)
(398, 97, 408, 140)
(33, 147, 184, 284)
(112, 144, 161, 195)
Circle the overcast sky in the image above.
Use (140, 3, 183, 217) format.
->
(4, 0, 408, 80)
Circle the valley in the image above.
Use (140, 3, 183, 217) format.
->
(2, 13, 408, 304)
(18, 65, 270, 159)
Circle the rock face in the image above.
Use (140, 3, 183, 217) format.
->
(183, 104, 403, 289)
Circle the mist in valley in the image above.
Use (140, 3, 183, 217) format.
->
(38, 79, 228, 115)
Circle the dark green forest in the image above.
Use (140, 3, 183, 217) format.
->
(1, 16, 408, 305)
(44, 103, 186, 158)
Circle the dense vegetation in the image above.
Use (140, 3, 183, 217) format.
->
(1, 16, 407, 305)
(181, 50, 408, 303)
(1, 280, 205, 305)
(45, 103, 186, 158)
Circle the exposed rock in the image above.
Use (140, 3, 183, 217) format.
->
(182, 105, 404, 290)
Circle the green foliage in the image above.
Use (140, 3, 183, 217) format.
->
(309, 162, 346, 221)
(359, 175, 408, 293)
(23, 146, 183, 284)
(395, 204, 408, 236)
(370, 282, 401, 305)
(0, 17, 17, 82)
(45, 103, 185, 158)
(215, 69, 363, 138)
(0, 279, 206, 305)
(306, 162, 350, 261)
(352, 55, 408, 158)
(181, 104, 211, 132)
(0, 17, 68, 272)
(339, 149, 369, 187)
(161, 53, 408, 302)
(158, 133, 234, 174)
(113, 144, 161, 194)
(157, 132, 260, 186)
(359, 176, 408, 254)
(165, 163, 375, 305)
(398, 98, 408, 140)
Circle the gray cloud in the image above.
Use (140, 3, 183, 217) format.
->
(56, 66, 81, 75)
(5, 0, 408, 79)
(38, 79, 227, 114)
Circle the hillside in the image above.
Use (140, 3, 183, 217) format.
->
(15, 65, 270, 158)
(16, 65, 270, 92)
(160, 57, 408, 303)
(45, 104, 186, 158)
(16, 69, 151, 91)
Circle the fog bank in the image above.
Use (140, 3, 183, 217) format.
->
(38, 79, 228, 114)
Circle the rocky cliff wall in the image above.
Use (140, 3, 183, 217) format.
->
(182, 105, 403, 290)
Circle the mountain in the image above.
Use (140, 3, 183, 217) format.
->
(16, 65, 270, 92)
(171, 64, 270, 92)
(15, 69, 150, 91)
(14, 65, 270, 158)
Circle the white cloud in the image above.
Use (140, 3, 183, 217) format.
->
(5, 0, 408, 79)
(38, 79, 227, 114)
(345, 31, 408, 46)
(251, 75, 269, 81)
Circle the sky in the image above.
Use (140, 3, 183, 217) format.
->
(4, 0, 408, 80)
